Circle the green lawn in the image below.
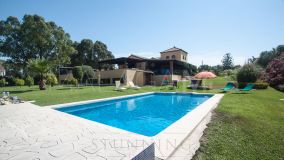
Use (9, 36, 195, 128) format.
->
(2, 85, 161, 106)
(193, 87, 284, 160)
(2, 77, 284, 159)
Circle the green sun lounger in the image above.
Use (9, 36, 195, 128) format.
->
(220, 82, 235, 92)
(237, 83, 255, 91)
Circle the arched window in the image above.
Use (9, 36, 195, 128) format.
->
(166, 56, 169, 59)
(172, 55, 176, 59)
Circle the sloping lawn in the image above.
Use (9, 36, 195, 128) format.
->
(193, 88, 284, 159)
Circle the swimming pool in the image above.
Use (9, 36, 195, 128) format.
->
(56, 92, 212, 137)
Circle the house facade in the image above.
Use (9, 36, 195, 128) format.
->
(59, 47, 196, 86)
(96, 47, 196, 86)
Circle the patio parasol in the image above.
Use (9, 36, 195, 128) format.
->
(194, 71, 217, 79)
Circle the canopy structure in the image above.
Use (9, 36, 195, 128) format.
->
(194, 71, 216, 79)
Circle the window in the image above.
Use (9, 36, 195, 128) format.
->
(166, 56, 169, 59)
(172, 55, 176, 59)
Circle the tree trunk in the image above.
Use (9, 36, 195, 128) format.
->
(39, 80, 46, 90)
(39, 74, 46, 90)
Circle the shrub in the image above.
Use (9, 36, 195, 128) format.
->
(72, 66, 84, 82)
(14, 78, 25, 87)
(265, 56, 284, 87)
(276, 84, 284, 92)
(82, 65, 95, 82)
(5, 76, 16, 86)
(69, 78, 78, 86)
(64, 77, 78, 86)
(45, 74, 58, 87)
(0, 79, 7, 87)
(25, 76, 34, 87)
(253, 82, 269, 89)
(237, 64, 259, 83)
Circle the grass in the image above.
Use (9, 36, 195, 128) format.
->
(193, 88, 284, 160)
(2, 85, 159, 106)
(2, 77, 284, 159)
(3, 77, 228, 106)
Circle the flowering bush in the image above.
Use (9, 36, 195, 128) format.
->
(265, 55, 284, 88)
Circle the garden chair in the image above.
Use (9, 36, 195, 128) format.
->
(114, 81, 127, 91)
(128, 81, 141, 89)
(219, 82, 235, 92)
(237, 83, 255, 92)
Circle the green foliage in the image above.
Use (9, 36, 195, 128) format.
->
(257, 49, 279, 68)
(276, 84, 284, 92)
(27, 58, 51, 80)
(82, 65, 95, 82)
(45, 73, 58, 87)
(70, 78, 78, 86)
(93, 41, 114, 69)
(64, 77, 78, 86)
(198, 64, 211, 72)
(0, 15, 75, 74)
(72, 66, 84, 82)
(70, 40, 114, 69)
(237, 64, 259, 83)
(211, 65, 223, 76)
(4, 76, 16, 86)
(253, 82, 269, 89)
(276, 45, 284, 53)
(71, 39, 94, 66)
(25, 76, 34, 87)
(221, 53, 234, 70)
(0, 79, 7, 87)
(14, 78, 25, 86)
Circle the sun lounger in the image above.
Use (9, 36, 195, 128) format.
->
(128, 81, 141, 89)
(237, 83, 254, 92)
(115, 81, 127, 91)
(220, 82, 235, 92)
(187, 79, 202, 89)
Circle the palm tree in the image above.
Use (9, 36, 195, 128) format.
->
(27, 58, 51, 90)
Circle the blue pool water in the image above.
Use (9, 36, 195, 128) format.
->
(57, 93, 212, 136)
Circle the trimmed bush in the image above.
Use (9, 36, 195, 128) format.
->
(82, 65, 95, 82)
(276, 84, 284, 92)
(5, 76, 16, 86)
(64, 77, 78, 86)
(45, 74, 58, 87)
(69, 78, 78, 86)
(25, 76, 34, 87)
(238, 82, 269, 89)
(237, 64, 259, 83)
(0, 79, 7, 87)
(14, 78, 25, 87)
(72, 66, 84, 82)
(253, 82, 269, 89)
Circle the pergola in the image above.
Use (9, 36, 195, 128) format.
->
(98, 57, 195, 75)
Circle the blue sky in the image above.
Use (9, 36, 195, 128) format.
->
(0, 0, 284, 66)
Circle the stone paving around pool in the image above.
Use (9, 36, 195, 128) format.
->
(0, 103, 153, 160)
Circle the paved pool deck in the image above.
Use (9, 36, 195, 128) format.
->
(0, 103, 154, 160)
(0, 92, 224, 160)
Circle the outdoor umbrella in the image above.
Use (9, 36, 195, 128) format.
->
(194, 71, 217, 79)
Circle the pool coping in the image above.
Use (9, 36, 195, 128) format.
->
(47, 92, 224, 159)
(153, 92, 224, 159)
